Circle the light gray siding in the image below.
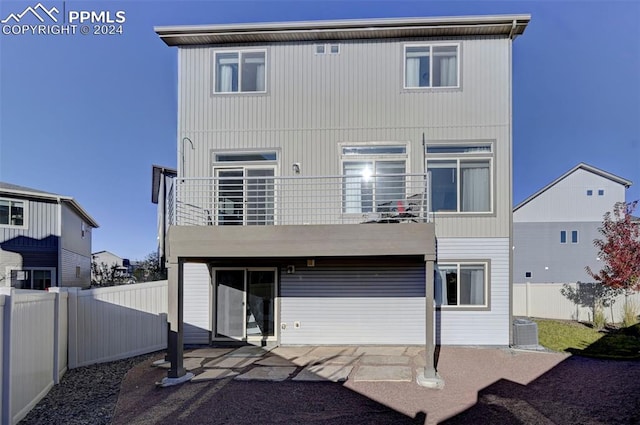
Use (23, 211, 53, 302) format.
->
(280, 265, 425, 345)
(0, 198, 59, 243)
(183, 262, 211, 344)
(513, 222, 601, 284)
(436, 237, 509, 345)
(178, 36, 513, 238)
(61, 204, 92, 257)
(514, 169, 627, 223)
(61, 249, 91, 288)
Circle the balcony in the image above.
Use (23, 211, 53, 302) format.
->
(168, 173, 431, 227)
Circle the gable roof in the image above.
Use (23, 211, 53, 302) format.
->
(155, 14, 531, 47)
(514, 163, 633, 212)
(0, 181, 99, 228)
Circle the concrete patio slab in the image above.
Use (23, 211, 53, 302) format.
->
(403, 346, 424, 357)
(320, 355, 357, 365)
(361, 355, 410, 365)
(293, 364, 353, 382)
(185, 348, 234, 358)
(307, 346, 356, 357)
(289, 356, 320, 367)
(192, 369, 239, 382)
(235, 366, 297, 381)
(227, 346, 272, 358)
(414, 355, 426, 367)
(354, 346, 407, 356)
(353, 365, 413, 382)
(255, 356, 296, 366)
(270, 346, 314, 359)
(203, 356, 260, 369)
(156, 357, 205, 371)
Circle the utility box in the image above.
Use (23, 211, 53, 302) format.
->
(513, 318, 539, 347)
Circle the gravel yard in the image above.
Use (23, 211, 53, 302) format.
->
(19, 353, 158, 425)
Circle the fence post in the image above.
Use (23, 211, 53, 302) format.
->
(525, 281, 531, 317)
(48, 288, 62, 384)
(0, 287, 13, 425)
(67, 287, 79, 369)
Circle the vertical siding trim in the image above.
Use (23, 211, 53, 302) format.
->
(56, 198, 62, 287)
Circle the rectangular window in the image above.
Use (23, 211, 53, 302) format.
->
(405, 44, 459, 88)
(315, 44, 325, 54)
(560, 231, 567, 243)
(571, 230, 578, 243)
(586, 190, 593, 196)
(214, 50, 266, 93)
(525, 271, 532, 278)
(341, 144, 407, 214)
(426, 143, 493, 213)
(329, 44, 340, 54)
(0, 198, 25, 227)
(435, 262, 487, 307)
(215, 152, 277, 162)
(598, 189, 604, 196)
(10, 268, 54, 290)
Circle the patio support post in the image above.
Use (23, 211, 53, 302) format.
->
(159, 259, 193, 386)
(417, 256, 444, 388)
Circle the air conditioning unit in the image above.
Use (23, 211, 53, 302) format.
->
(513, 318, 539, 347)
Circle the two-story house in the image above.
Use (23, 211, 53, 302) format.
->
(154, 14, 530, 385)
(0, 182, 99, 289)
(513, 163, 632, 285)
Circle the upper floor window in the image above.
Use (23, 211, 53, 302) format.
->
(405, 44, 459, 89)
(586, 190, 593, 196)
(426, 143, 493, 213)
(560, 230, 567, 243)
(341, 144, 407, 214)
(214, 50, 266, 93)
(571, 230, 579, 243)
(598, 189, 604, 196)
(0, 198, 25, 227)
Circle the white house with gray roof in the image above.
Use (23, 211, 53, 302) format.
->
(153, 14, 530, 386)
(513, 163, 632, 285)
(0, 182, 98, 289)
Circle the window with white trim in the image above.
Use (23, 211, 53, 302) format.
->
(214, 50, 266, 93)
(0, 198, 25, 227)
(405, 44, 459, 88)
(426, 143, 493, 213)
(341, 145, 407, 214)
(435, 262, 487, 307)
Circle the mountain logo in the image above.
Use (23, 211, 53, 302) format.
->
(1, 3, 59, 24)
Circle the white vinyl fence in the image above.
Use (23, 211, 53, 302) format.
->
(0, 281, 168, 424)
(513, 282, 640, 323)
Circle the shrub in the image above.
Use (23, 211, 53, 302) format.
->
(621, 298, 639, 328)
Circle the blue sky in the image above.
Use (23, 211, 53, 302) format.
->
(1, 0, 639, 261)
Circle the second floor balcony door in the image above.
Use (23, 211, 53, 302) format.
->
(216, 167, 275, 225)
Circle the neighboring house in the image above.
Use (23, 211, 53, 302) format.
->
(513, 163, 632, 284)
(91, 250, 133, 282)
(0, 182, 99, 289)
(153, 14, 530, 383)
(151, 165, 177, 269)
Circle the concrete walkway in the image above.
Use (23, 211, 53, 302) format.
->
(155, 345, 427, 383)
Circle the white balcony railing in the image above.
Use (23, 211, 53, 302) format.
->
(170, 174, 431, 226)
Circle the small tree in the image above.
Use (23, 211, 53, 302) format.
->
(586, 201, 640, 326)
(91, 261, 131, 287)
(133, 251, 167, 283)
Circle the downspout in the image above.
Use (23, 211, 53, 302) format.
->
(57, 197, 62, 287)
(508, 19, 516, 346)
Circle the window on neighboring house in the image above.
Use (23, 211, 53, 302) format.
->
(525, 271, 532, 278)
(214, 50, 266, 93)
(571, 230, 578, 243)
(405, 44, 459, 88)
(329, 44, 340, 54)
(0, 198, 25, 227)
(315, 44, 325, 54)
(75, 266, 81, 278)
(435, 262, 488, 307)
(560, 231, 567, 243)
(586, 190, 593, 196)
(10, 268, 54, 290)
(598, 189, 604, 196)
(341, 144, 407, 214)
(426, 143, 493, 213)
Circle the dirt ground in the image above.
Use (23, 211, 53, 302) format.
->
(112, 348, 640, 425)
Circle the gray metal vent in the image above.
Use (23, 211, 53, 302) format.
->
(513, 318, 539, 347)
